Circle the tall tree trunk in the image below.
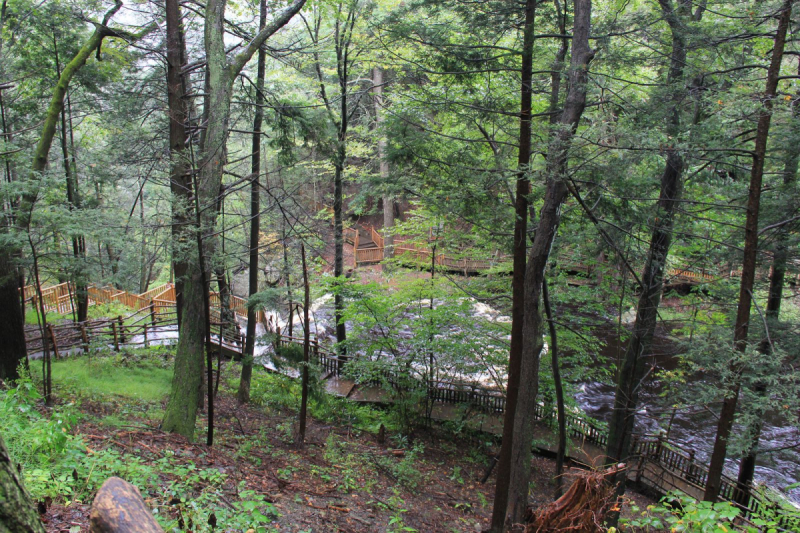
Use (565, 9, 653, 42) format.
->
(239, 0, 267, 404)
(503, 0, 593, 524)
(489, 0, 535, 528)
(0, 432, 46, 533)
(333, 112, 347, 366)
(65, 94, 87, 322)
(166, 0, 192, 329)
(605, 0, 688, 506)
(162, 0, 306, 439)
(0, 252, 26, 380)
(703, 0, 793, 502)
(373, 67, 394, 259)
(735, 61, 800, 502)
(282, 218, 293, 337)
(297, 244, 310, 446)
(54, 31, 86, 317)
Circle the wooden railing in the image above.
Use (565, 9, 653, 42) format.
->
(356, 247, 383, 264)
(353, 226, 499, 273)
(344, 227, 358, 245)
(24, 282, 75, 314)
(370, 225, 384, 249)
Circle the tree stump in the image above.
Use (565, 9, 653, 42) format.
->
(89, 477, 163, 533)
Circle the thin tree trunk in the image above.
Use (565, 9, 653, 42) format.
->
(373, 67, 394, 259)
(333, 125, 347, 366)
(239, 0, 267, 404)
(297, 244, 310, 446)
(282, 218, 293, 338)
(704, 0, 793, 502)
(503, 0, 593, 524)
(62, 89, 87, 322)
(605, 0, 688, 510)
(543, 276, 566, 499)
(489, 0, 535, 527)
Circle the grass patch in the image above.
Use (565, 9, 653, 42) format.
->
(25, 308, 71, 325)
(43, 349, 173, 402)
(26, 302, 139, 326)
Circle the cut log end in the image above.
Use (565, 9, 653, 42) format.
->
(89, 477, 163, 533)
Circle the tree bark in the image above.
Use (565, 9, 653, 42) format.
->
(54, 30, 87, 322)
(503, 0, 593, 525)
(0, 248, 26, 380)
(0, 432, 45, 533)
(239, 0, 268, 405)
(165, 0, 192, 329)
(605, 0, 688, 507)
(543, 276, 566, 499)
(703, 0, 793, 502)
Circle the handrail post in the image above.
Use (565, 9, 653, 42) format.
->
(150, 299, 156, 326)
(48, 325, 60, 360)
(80, 324, 89, 354)
(143, 324, 148, 348)
(118, 315, 126, 344)
(111, 321, 120, 352)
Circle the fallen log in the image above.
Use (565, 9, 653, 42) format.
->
(89, 477, 163, 533)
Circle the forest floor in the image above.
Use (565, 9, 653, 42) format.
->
(9, 348, 656, 533)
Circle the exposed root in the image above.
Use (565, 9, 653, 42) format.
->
(525, 465, 623, 532)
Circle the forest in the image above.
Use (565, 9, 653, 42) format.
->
(1, 0, 800, 531)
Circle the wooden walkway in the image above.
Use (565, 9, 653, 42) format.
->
(20, 282, 798, 529)
(346, 225, 499, 274)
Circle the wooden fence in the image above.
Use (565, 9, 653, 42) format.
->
(24, 303, 177, 356)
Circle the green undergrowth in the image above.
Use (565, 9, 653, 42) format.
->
(226, 366, 398, 434)
(2, 371, 279, 532)
(40, 347, 173, 402)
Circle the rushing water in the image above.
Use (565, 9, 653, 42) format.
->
(575, 322, 800, 504)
